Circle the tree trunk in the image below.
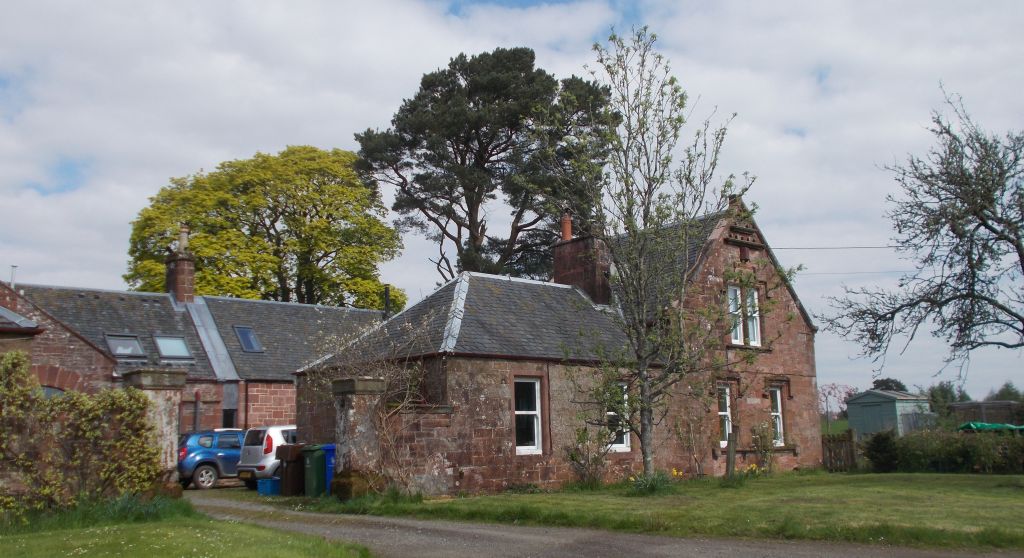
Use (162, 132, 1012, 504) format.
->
(726, 418, 737, 477)
(639, 374, 655, 477)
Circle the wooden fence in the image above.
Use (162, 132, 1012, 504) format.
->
(822, 429, 856, 472)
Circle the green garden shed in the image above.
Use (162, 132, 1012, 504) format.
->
(846, 390, 933, 440)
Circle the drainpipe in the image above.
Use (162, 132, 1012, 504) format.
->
(193, 389, 201, 431)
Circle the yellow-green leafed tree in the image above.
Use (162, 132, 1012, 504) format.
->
(126, 146, 406, 310)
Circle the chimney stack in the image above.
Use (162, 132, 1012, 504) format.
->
(552, 215, 611, 305)
(165, 225, 195, 304)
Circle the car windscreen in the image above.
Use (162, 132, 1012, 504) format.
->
(243, 429, 266, 446)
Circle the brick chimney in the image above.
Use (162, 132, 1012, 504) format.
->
(165, 225, 195, 304)
(552, 213, 611, 304)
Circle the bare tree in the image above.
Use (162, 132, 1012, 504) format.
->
(581, 27, 775, 478)
(824, 93, 1023, 368)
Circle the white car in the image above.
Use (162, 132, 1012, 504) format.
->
(236, 425, 297, 489)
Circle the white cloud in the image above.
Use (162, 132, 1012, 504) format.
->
(1, 0, 1021, 397)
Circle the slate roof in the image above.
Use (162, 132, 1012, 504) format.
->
(202, 296, 380, 381)
(17, 284, 382, 382)
(313, 273, 629, 368)
(18, 284, 217, 379)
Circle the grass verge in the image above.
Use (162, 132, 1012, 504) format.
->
(0, 496, 370, 558)
(230, 471, 1024, 550)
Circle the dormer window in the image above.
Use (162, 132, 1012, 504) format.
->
(234, 326, 264, 352)
(154, 336, 191, 358)
(106, 335, 144, 357)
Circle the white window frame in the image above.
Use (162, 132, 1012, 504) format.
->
(769, 386, 785, 447)
(727, 286, 761, 347)
(514, 378, 542, 455)
(718, 385, 732, 448)
(607, 383, 630, 452)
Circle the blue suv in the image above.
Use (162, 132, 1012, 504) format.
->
(177, 429, 243, 489)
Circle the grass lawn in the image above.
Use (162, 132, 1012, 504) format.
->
(821, 416, 849, 434)
(239, 471, 1024, 550)
(0, 497, 369, 558)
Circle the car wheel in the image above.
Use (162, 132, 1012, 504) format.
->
(194, 465, 218, 490)
(244, 479, 258, 490)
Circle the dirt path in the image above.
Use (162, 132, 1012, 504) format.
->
(186, 491, 1018, 558)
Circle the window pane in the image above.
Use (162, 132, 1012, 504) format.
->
(770, 388, 781, 413)
(155, 336, 191, 358)
(728, 287, 742, 342)
(235, 326, 263, 352)
(198, 435, 214, 448)
(717, 388, 729, 413)
(243, 430, 266, 446)
(515, 415, 537, 447)
(217, 434, 240, 449)
(773, 415, 783, 444)
(720, 416, 730, 442)
(107, 336, 144, 356)
(42, 386, 65, 399)
(514, 381, 537, 412)
(608, 415, 625, 445)
(746, 290, 760, 346)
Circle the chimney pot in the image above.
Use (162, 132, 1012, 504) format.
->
(178, 225, 190, 253)
(560, 213, 573, 242)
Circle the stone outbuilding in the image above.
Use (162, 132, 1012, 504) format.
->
(297, 202, 822, 495)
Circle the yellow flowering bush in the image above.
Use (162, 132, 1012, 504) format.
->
(0, 352, 162, 522)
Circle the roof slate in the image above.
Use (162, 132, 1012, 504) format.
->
(18, 284, 217, 379)
(317, 273, 628, 368)
(17, 285, 382, 382)
(202, 296, 380, 381)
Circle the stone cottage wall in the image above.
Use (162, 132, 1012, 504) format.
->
(243, 381, 296, 427)
(0, 284, 116, 393)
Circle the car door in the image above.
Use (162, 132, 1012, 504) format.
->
(215, 432, 242, 476)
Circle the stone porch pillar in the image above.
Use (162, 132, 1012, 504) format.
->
(122, 369, 188, 481)
(332, 377, 385, 499)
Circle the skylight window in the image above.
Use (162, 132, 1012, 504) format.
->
(106, 335, 144, 357)
(234, 326, 264, 352)
(154, 336, 191, 358)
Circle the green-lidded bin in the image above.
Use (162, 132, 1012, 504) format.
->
(302, 445, 327, 497)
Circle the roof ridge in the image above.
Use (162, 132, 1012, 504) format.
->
(439, 273, 471, 352)
(18, 283, 170, 298)
(464, 271, 573, 289)
(201, 295, 381, 313)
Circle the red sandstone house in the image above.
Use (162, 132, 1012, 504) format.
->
(0, 230, 379, 435)
(297, 203, 822, 495)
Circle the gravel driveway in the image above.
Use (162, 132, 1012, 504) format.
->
(186, 491, 1019, 558)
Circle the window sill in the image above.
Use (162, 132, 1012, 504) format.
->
(607, 445, 631, 453)
(726, 343, 771, 353)
(515, 448, 542, 456)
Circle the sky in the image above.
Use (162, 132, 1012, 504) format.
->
(1, 0, 1021, 398)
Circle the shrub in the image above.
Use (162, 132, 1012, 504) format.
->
(894, 429, 1024, 474)
(628, 471, 676, 496)
(563, 427, 612, 488)
(863, 430, 899, 472)
(0, 351, 162, 522)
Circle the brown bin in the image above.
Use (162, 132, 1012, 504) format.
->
(276, 443, 306, 496)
